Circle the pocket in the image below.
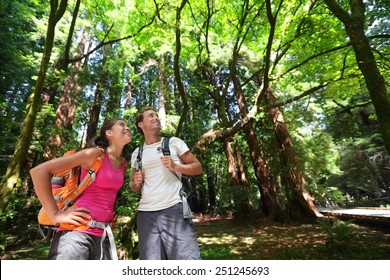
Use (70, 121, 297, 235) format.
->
(169, 202, 183, 214)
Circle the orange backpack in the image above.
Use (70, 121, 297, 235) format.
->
(37, 148, 105, 230)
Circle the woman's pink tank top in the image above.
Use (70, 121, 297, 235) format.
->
(59, 154, 125, 236)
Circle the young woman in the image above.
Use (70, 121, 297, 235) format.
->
(30, 118, 131, 260)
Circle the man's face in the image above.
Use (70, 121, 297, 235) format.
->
(140, 109, 161, 132)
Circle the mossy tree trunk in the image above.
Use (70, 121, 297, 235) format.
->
(0, 0, 68, 251)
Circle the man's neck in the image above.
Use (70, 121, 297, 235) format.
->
(144, 133, 161, 145)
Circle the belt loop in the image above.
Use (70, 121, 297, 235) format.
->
(88, 220, 118, 260)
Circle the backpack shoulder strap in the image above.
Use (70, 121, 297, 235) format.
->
(63, 148, 105, 210)
(136, 143, 144, 171)
(161, 136, 182, 180)
(161, 136, 171, 156)
(90, 148, 105, 174)
(136, 137, 170, 171)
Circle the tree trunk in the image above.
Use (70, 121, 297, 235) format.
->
(234, 137, 254, 212)
(124, 80, 133, 111)
(173, 0, 189, 136)
(85, 49, 109, 144)
(224, 138, 252, 218)
(158, 54, 168, 130)
(86, 79, 104, 144)
(266, 87, 321, 220)
(234, 137, 249, 187)
(53, 29, 87, 147)
(0, 0, 68, 250)
(232, 71, 284, 220)
(206, 165, 216, 212)
(324, 0, 390, 155)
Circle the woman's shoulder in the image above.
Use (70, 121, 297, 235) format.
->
(79, 147, 105, 169)
(79, 147, 104, 157)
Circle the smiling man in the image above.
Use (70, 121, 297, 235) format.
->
(130, 106, 202, 260)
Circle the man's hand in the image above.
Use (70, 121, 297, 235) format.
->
(131, 170, 144, 192)
(160, 156, 176, 171)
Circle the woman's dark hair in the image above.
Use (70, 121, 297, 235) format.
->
(91, 118, 124, 148)
(135, 106, 157, 136)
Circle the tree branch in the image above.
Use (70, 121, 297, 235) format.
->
(68, 15, 156, 63)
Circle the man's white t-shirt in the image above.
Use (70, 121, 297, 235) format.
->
(131, 136, 189, 211)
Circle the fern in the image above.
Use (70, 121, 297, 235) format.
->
(317, 218, 359, 253)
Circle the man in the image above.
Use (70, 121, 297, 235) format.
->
(130, 106, 202, 260)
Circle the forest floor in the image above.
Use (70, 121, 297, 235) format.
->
(194, 214, 390, 260)
(1, 214, 390, 260)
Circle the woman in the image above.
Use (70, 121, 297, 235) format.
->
(30, 118, 131, 260)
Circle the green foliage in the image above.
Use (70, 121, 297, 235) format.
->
(328, 138, 385, 203)
(1, 0, 389, 232)
(284, 247, 309, 260)
(317, 218, 359, 253)
(1, 187, 43, 252)
(115, 187, 139, 217)
(200, 247, 236, 260)
(0, 0, 48, 177)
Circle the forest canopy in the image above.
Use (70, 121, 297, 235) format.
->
(0, 0, 389, 252)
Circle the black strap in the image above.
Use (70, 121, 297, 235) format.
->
(137, 137, 180, 180)
(161, 136, 171, 156)
(161, 137, 182, 180)
(136, 137, 169, 171)
(136, 143, 143, 171)
(137, 136, 192, 221)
